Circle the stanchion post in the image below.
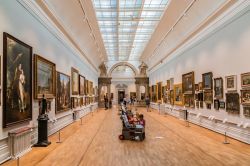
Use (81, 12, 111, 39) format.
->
(223, 132, 230, 144)
(80, 117, 83, 125)
(17, 157, 19, 166)
(56, 130, 62, 143)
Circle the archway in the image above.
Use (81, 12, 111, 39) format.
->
(108, 62, 139, 77)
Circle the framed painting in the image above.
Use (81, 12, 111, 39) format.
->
(214, 77, 223, 99)
(195, 84, 199, 91)
(157, 82, 162, 101)
(225, 75, 237, 91)
(214, 99, 219, 110)
(226, 93, 240, 114)
(85, 79, 89, 95)
(71, 67, 79, 95)
(219, 101, 225, 109)
(34, 54, 56, 99)
(3, 32, 32, 127)
(79, 75, 85, 95)
(241, 72, 250, 89)
(170, 78, 174, 90)
(241, 89, 250, 105)
(196, 101, 199, 109)
(204, 90, 213, 104)
(166, 80, 170, 90)
(170, 90, 174, 105)
(243, 106, 250, 117)
(198, 92, 203, 101)
(202, 72, 213, 90)
(56, 72, 70, 113)
(184, 94, 194, 108)
(182, 71, 194, 94)
(173, 84, 183, 106)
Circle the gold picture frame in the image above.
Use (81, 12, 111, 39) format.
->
(174, 84, 183, 106)
(182, 71, 194, 95)
(34, 54, 56, 99)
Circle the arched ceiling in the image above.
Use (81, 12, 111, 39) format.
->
(32, 0, 236, 72)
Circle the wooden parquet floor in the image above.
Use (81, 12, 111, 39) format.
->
(2, 106, 250, 166)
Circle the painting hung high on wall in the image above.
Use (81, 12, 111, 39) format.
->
(56, 72, 70, 113)
(202, 72, 213, 90)
(225, 75, 237, 91)
(71, 67, 79, 95)
(241, 89, 250, 105)
(241, 72, 250, 89)
(157, 82, 162, 101)
(182, 72, 194, 95)
(174, 84, 183, 106)
(79, 75, 85, 95)
(3, 32, 32, 127)
(214, 77, 223, 99)
(34, 54, 56, 99)
(226, 93, 240, 114)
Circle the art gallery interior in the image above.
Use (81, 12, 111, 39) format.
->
(0, 0, 250, 165)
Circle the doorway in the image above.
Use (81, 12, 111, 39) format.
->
(118, 90, 125, 104)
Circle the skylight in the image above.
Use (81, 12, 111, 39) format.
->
(92, 0, 169, 61)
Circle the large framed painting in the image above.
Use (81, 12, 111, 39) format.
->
(85, 79, 89, 95)
(71, 67, 79, 95)
(56, 72, 70, 113)
(79, 75, 85, 95)
(241, 72, 250, 89)
(214, 77, 223, 99)
(174, 84, 183, 106)
(226, 93, 240, 114)
(182, 71, 194, 95)
(241, 89, 250, 105)
(225, 75, 237, 91)
(202, 72, 213, 90)
(204, 90, 213, 104)
(3, 32, 32, 127)
(34, 54, 56, 99)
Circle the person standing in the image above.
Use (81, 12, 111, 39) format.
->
(145, 96, 150, 112)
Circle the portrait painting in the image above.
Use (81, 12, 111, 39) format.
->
(241, 89, 250, 105)
(214, 99, 219, 110)
(225, 75, 237, 91)
(214, 77, 223, 99)
(166, 80, 170, 90)
(174, 84, 183, 106)
(71, 67, 79, 95)
(3, 32, 32, 127)
(157, 82, 162, 101)
(56, 72, 70, 113)
(226, 93, 240, 114)
(219, 101, 225, 109)
(241, 72, 250, 89)
(34, 54, 56, 99)
(79, 75, 85, 95)
(202, 72, 213, 90)
(204, 90, 213, 104)
(182, 72, 194, 94)
(243, 106, 250, 117)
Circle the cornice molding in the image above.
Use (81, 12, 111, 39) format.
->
(149, 0, 250, 75)
(17, 0, 99, 75)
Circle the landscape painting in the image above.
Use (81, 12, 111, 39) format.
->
(56, 72, 71, 113)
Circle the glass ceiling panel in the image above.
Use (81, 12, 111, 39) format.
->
(92, 0, 169, 61)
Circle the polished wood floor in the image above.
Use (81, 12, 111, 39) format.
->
(2, 106, 250, 166)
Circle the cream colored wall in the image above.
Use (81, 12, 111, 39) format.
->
(0, 0, 98, 138)
(149, 8, 250, 124)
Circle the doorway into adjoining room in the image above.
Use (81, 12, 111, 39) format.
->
(118, 90, 125, 104)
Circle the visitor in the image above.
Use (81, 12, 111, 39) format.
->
(145, 96, 150, 112)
